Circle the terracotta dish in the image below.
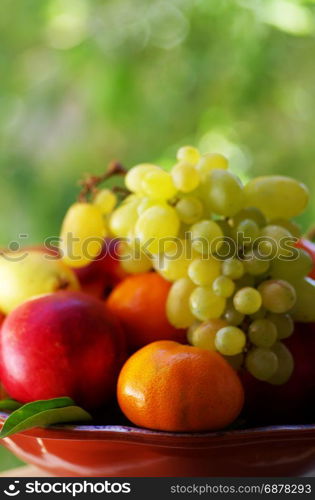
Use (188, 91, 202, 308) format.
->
(1, 412, 315, 476)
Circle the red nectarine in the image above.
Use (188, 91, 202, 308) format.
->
(0, 291, 126, 410)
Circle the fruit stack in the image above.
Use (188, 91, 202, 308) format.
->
(0, 145, 315, 435)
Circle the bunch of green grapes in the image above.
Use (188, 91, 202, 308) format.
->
(60, 144, 314, 385)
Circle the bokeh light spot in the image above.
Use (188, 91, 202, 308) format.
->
(45, 0, 89, 50)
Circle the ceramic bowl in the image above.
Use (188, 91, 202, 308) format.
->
(1, 412, 315, 477)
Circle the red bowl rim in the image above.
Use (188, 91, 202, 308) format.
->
(1, 411, 315, 447)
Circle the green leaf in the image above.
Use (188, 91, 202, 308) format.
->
(0, 397, 92, 438)
(0, 399, 23, 411)
(1, 397, 74, 430)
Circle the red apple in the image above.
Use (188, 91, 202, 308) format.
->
(241, 323, 315, 424)
(73, 239, 128, 299)
(0, 291, 126, 410)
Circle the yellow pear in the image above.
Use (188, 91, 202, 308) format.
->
(60, 203, 107, 268)
(0, 250, 80, 314)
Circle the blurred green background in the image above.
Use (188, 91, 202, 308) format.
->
(1, 0, 315, 472)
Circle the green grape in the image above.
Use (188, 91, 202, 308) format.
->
(222, 258, 244, 280)
(137, 197, 167, 216)
(186, 321, 201, 344)
(171, 161, 200, 193)
(93, 189, 117, 215)
(243, 251, 270, 276)
(109, 199, 140, 238)
(142, 170, 177, 200)
(190, 286, 226, 321)
(121, 257, 152, 275)
(176, 145, 200, 165)
(188, 257, 221, 286)
(212, 275, 235, 298)
(119, 241, 152, 274)
(215, 326, 246, 356)
(195, 153, 228, 174)
(270, 249, 312, 281)
(266, 313, 294, 340)
(175, 196, 203, 224)
(268, 342, 294, 385)
(60, 202, 107, 268)
(290, 277, 315, 323)
(223, 301, 245, 326)
(121, 194, 140, 205)
(223, 353, 244, 371)
(235, 219, 260, 246)
(135, 205, 180, 254)
(166, 278, 196, 328)
(190, 220, 224, 255)
(189, 319, 227, 351)
(233, 287, 262, 315)
(203, 170, 245, 217)
(258, 225, 294, 258)
(269, 218, 301, 239)
(214, 220, 235, 259)
(125, 164, 159, 193)
(245, 347, 279, 381)
(244, 176, 309, 219)
(231, 207, 266, 229)
(248, 319, 277, 348)
(258, 279, 296, 314)
(153, 240, 194, 281)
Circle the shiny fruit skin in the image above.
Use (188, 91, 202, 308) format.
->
(241, 323, 315, 424)
(166, 278, 196, 328)
(117, 340, 244, 432)
(135, 205, 180, 254)
(289, 277, 315, 322)
(296, 239, 315, 279)
(176, 146, 200, 165)
(204, 170, 244, 217)
(244, 176, 309, 219)
(60, 202, 107, 268)
(73, 239, 128, 299)
(0, 291, 126, 410)
(125, 164, 159, 193)
(106, 273, 186, 351)
(188, 319, 228, 350)
(0, 251, 80, 314)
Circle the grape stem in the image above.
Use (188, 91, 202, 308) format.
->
(77, 161, 129, 202)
